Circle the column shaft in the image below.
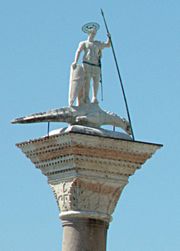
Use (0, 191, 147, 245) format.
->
(62, 218, 108, 251)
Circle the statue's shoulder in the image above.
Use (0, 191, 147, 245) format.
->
(78, 40, 86, 49)
(79, 40, 87, 45)
(79, 40, 94, 49)
(94, 40, 107, 49)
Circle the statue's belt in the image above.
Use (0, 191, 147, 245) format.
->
(83, 61, 101, 68)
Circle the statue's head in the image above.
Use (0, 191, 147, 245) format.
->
(88, 27, 97, 36)
(82, 22, 100, 36)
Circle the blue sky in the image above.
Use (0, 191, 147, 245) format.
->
(1, 0, 179, 250)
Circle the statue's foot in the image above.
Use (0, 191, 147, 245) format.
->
(91, 97, 99, 104)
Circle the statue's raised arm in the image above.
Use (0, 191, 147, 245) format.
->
(69, 22, 111, 107)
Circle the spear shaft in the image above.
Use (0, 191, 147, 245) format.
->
(101, 9, 135, 140)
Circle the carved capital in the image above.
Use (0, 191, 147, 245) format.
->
(17, 129, 162, 223)
(50, 178, 126, 222)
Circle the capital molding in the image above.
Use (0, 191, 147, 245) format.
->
(17, 130, 162, 222)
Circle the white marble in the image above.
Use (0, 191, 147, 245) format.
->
(12, 103, 132, 135)
(49, 125, 132, 140)
(70, 23, 111, 105)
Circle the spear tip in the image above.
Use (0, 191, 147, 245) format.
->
(100, 8, 104, 16)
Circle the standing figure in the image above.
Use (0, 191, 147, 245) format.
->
(70, 22, 111, 106)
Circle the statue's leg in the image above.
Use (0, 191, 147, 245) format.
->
(77, 85, 85, 106)
(92, 74, 100, 104)
(83, 65, 91, 104)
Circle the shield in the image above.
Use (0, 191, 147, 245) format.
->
(69, 64, 85, 106)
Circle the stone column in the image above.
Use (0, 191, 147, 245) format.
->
(16, 128, 162, 251)
(62, 218, 108, 251)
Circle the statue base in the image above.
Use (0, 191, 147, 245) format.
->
(48, 124, 132, 141)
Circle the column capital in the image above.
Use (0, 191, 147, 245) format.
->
(17, 128, 162, 222)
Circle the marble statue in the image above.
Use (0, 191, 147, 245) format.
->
(12, 22, 132, 138)
(69, 22, 111, 106)
(12, 103, 132, 135)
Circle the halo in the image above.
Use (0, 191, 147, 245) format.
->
(82, 22, 100, 33)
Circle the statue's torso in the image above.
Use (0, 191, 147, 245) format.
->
(82, 40, 102, 65)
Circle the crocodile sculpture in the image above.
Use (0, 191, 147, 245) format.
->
(12, 103, 132, 136)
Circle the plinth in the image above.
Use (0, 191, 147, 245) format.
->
(16, 126, 162, 251)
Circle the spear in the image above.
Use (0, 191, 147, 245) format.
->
(101, 9, 135, 140)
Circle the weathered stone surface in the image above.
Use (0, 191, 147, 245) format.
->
(62, 218, 108, 251)
(49, 125, 132, 140)
(11, 103, 132, 135)
(16, 127, 162, 250)
(16, 127, 162, 223)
